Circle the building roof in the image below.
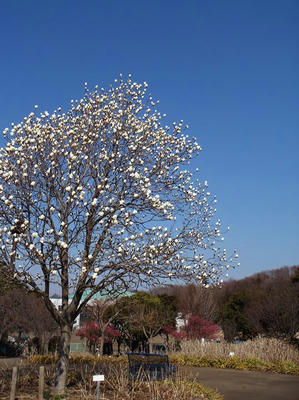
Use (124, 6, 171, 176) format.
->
(51, 289, 134, 301)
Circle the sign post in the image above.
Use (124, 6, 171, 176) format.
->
(93, 375, 105, 400)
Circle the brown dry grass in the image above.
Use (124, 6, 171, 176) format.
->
(176, 337, 299, 364)
(0, 363, 222, 400)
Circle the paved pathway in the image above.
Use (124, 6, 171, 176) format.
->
(179, 366, 299, 400)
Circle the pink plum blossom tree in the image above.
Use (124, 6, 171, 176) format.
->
(0, 75, 238, 393)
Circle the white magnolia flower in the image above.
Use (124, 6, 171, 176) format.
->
(0, 77, 237, 303)
(57, 241, 68, 249)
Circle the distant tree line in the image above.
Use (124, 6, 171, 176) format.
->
(1, 265, 298, 356)
(216, 266, 299, 342)
(154, 265, 299, 343)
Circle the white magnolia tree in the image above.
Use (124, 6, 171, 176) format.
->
(0, 76, 238, 393)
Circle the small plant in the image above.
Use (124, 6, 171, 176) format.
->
(44, 390, 68, 400)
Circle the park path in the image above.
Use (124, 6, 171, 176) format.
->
(178, 365, 299, 400)
(1, 358, 299, 400)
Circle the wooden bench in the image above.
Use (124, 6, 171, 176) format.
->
(127, 353, 177, 381)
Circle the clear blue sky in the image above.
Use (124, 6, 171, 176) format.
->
(0, 0, 298, 280)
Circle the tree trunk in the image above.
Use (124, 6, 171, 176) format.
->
(165, 333, 169, 351)
(149, 339, 153, 353)
(99, 332, 105, 356)
(40, 333, 49, 355)
(53, 324, 72, 394)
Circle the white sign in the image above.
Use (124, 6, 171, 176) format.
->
(93, 375, 105, 382)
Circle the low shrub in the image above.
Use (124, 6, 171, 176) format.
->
(169, 354, 299, 375)
(28, 353, 127, 366)
(27, 348, 299, 376)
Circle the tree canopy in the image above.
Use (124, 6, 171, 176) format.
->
(0, 76, 236, 392)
